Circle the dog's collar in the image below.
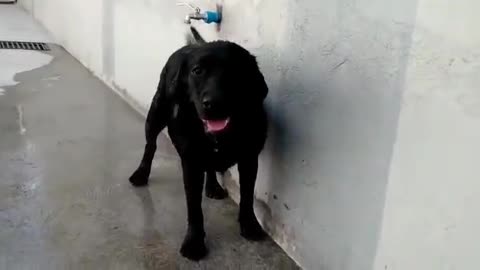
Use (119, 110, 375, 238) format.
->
(206, 133, 220, 152)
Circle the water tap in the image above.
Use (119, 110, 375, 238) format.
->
(176, 2, 222, 24)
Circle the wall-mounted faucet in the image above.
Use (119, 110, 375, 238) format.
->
(177, 2, 222, 25)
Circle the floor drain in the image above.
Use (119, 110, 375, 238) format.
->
(0, 41, 50, 51)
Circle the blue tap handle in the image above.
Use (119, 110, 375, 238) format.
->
(204, 11, 221, 24)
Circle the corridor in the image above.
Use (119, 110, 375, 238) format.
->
(0, 5, 298, 269)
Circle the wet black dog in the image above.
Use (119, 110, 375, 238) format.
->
(129, 27, 269, 260)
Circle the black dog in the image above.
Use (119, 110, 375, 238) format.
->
(129, 27, 269, 260)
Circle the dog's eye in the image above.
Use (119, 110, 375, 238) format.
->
(191, 66, 204, 76)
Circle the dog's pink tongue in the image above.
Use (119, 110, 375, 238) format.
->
(205, 119, 229, 132)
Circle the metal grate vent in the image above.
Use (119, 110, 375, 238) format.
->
(0, 41, 50, 51)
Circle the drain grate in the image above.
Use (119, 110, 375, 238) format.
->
(0, 41, 50, 51)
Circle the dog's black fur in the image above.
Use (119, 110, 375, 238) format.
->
(129, 27, 269, 260)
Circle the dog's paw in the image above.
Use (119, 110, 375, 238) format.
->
(129, 168, 149, 187)
(180, 233, 208, 261)
(205, 185, 228, 200)
(240, 218, 267, 241)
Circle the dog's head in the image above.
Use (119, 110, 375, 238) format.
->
(180, 30, 268, 133)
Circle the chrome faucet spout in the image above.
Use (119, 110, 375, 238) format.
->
(177, 2, 222, 25)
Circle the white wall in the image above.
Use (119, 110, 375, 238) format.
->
(19, 0, 480, 269)
(373, 1, 480, 269)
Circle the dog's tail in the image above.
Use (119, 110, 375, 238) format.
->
(186, 26, 206, 45)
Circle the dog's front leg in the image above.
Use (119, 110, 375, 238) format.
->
(238, 157, 267, 241)
(180, 156, 208, 260)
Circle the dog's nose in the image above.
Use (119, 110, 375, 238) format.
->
(202, 97, 212, 110)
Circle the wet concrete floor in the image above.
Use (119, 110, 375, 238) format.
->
(0, 45, 299, 269)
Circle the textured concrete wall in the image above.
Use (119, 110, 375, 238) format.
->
(19, 0, 480, 269)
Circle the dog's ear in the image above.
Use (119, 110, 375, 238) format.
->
(148, 66, 173, 121)
(249, 57, 269, 102)
(164, 55, 191, 103)
(154, 56, 188, 113)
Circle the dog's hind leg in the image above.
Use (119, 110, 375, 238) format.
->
(129, 103, 167, 186)
(129, 70, 170, 187)
(205, 170, 228, 200)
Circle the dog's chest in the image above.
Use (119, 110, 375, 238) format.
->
(206, 134, 238, 171)
(207, 134, 235, 155)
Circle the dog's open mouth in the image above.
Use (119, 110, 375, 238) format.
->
(202, 118, 230, 133)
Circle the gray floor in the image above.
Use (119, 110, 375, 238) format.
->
(0, 45, 299, 269)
